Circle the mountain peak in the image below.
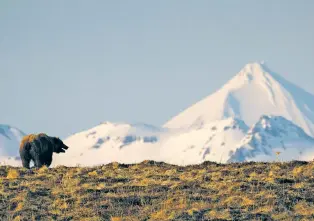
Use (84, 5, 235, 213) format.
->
(244, 61, 266, 69)
(164, 61, 314, 137)
(235, 61, 272, 81)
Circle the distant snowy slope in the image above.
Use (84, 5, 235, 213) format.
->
(164, 62, 314, 137)
(160, 118, 249, 165)
(0, 124, 25, 166)
(53, 118, 251, 167)
(228, 116, 314, 162)
(52, 122, 165, 167)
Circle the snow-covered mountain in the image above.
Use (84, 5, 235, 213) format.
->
(0, 124, 25, 166)
(51, 62, 314, 166)
(164, 62, 314, 137)
(228, 115, 314, 163)
(52, 122, 166, 166)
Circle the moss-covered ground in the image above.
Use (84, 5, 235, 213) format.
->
(0, 160, 313, 221)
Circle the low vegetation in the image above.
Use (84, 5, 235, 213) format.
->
(0, 160, 313, 220)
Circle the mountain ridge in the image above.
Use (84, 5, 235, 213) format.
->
(228, 115, 314, 163)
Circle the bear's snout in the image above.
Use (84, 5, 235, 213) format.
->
(59, 144, 69, 153)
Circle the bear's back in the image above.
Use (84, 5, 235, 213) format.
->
(20, 133, 48, 150)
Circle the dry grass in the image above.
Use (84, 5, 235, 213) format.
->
(0, 160, 313, 220)
(6, 169, 19, 179)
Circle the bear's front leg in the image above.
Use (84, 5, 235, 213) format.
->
(43, 156, 53, 168)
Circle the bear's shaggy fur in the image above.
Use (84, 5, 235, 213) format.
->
(19, 133, 69, 169)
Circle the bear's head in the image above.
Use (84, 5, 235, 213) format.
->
(52, 137, 69, 153)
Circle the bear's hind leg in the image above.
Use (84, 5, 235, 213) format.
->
(20, 147, 31, 169)
(21, 157, 31, 169)
(33, 155, 44, 168)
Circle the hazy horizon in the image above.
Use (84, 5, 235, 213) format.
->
(1, 1, 313, 138)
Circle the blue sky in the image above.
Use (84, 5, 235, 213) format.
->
(1, 1, 313, 138)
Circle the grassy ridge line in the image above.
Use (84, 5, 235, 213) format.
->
(0, 160, 313, 221)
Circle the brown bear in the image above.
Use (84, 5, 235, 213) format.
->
(19, 133, 69, 169)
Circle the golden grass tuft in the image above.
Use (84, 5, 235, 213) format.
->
(292, 166, 304, 178)
(37, 165, 49, 173)
(6, 168, 19, 179)
(110, 217, 123, 221)
(294, 201, 314, 216)
(15, 202, 24, 211)
(206, 209, 231, 220)
(87, 170, 98, 177)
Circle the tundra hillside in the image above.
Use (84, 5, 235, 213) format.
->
(0, 160, 313, 221)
